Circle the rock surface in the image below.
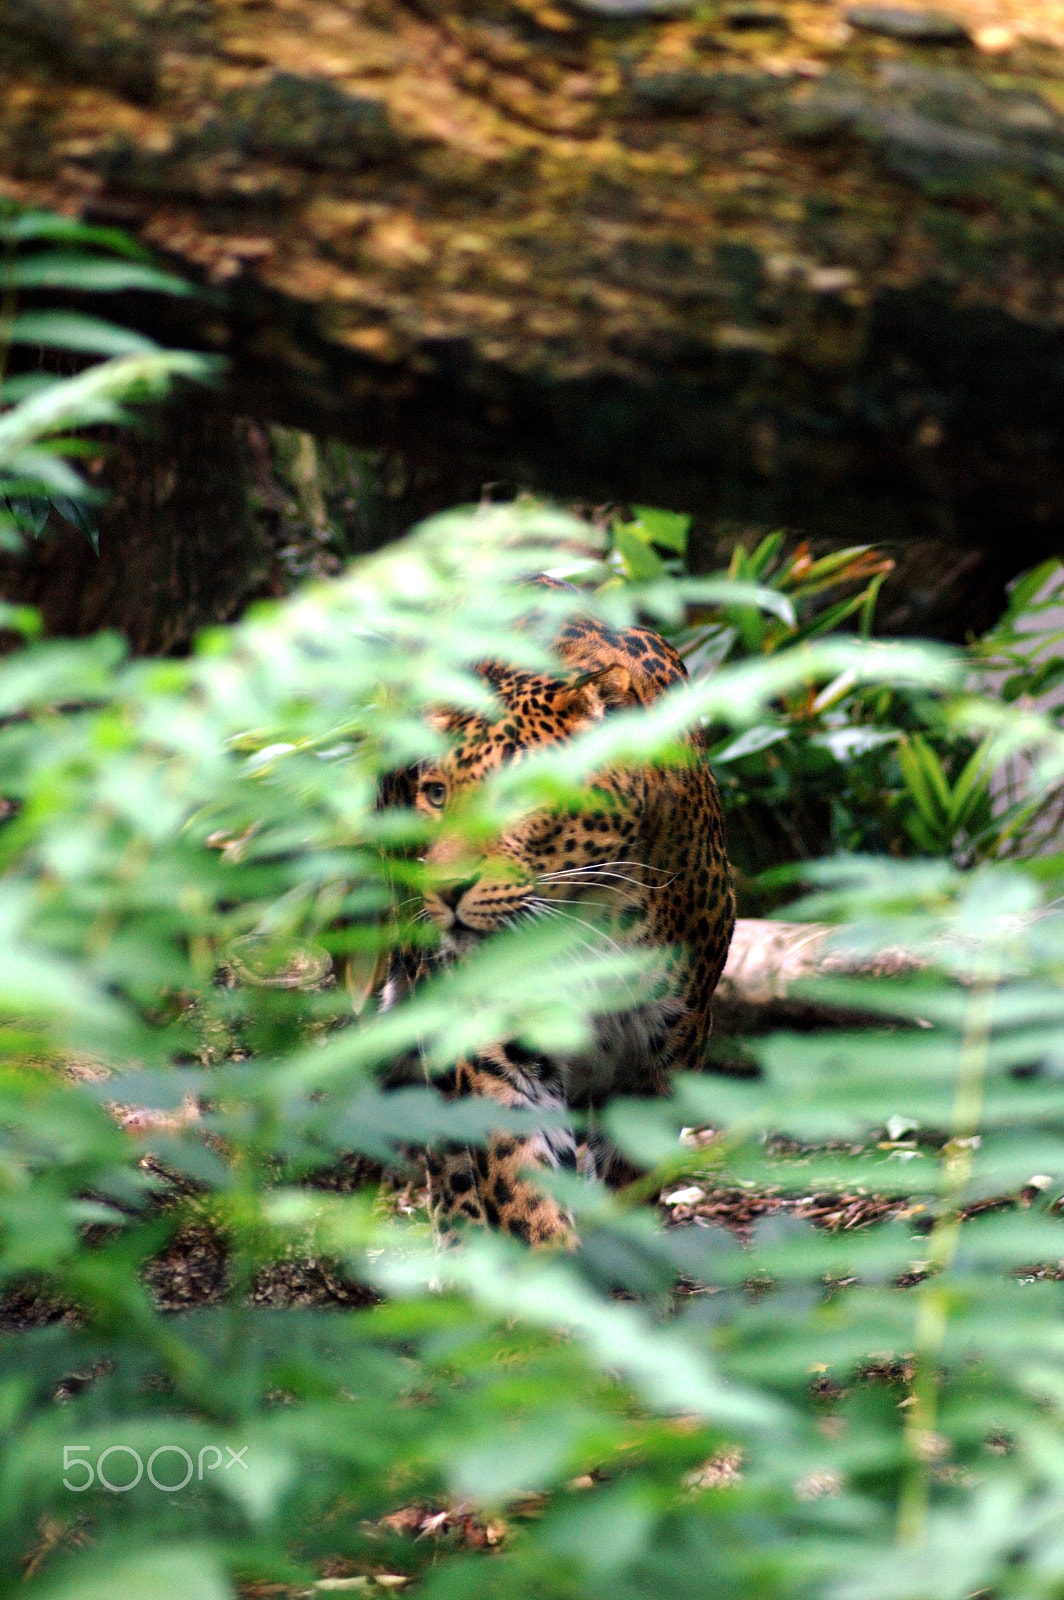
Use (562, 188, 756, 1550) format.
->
(2, 0, 1064, 567)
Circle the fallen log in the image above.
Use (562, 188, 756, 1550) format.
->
(713, 917, 926, 1034)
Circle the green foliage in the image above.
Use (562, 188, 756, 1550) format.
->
(0, 205, 218, 551)
(0, 496, 1061, 1600)
(608, 521, 1064, 892)
(607, 505, 692, 582)
(976, 559, 1064, 702)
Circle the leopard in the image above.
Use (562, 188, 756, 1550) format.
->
(386, 595, 735, 1247)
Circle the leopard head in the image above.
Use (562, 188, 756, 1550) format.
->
(416, 660, 639, 954)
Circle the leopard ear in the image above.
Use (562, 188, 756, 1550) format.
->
(427, 708, 459, 734)
(579, 664, 634, 711)
(563, 664, 635, 721)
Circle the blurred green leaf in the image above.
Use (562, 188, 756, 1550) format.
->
(627, 505, 690, 554)
(0, 467, 1057, 1600)
(9, 311, 160, 357)
(612, 520, 666, 581)
(30, 1545, 231, 1600)
(0, 254, 193, 296)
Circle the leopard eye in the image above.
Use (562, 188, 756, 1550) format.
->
(420, 780, 448, 809)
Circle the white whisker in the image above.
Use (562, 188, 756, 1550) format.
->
(526, 900, 637, 1004)
(538, 860, 677, 891)
(528, 897, 638, 990)
(530, 895, 616, 910)
(539, 871, 650, 892)
(539, 858, 657, 874)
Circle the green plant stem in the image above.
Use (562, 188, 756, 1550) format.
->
(895, 965, 997, 1547)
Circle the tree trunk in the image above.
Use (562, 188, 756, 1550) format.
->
(0, 397, 278, 654)
(0, 400, 405, 652)
(0, 0, 1062, 603)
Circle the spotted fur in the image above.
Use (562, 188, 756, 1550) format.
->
(392, 600, 735, 1246)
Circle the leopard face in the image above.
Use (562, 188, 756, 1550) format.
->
(415, 661, 641, 956)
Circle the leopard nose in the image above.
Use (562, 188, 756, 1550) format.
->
(437, 878, 476, 913)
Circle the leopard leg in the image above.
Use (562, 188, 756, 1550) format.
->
(472, 1129, 575, 1247)
(452, 1046, 576, 1247)
(425, 1144, 489, 1248)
